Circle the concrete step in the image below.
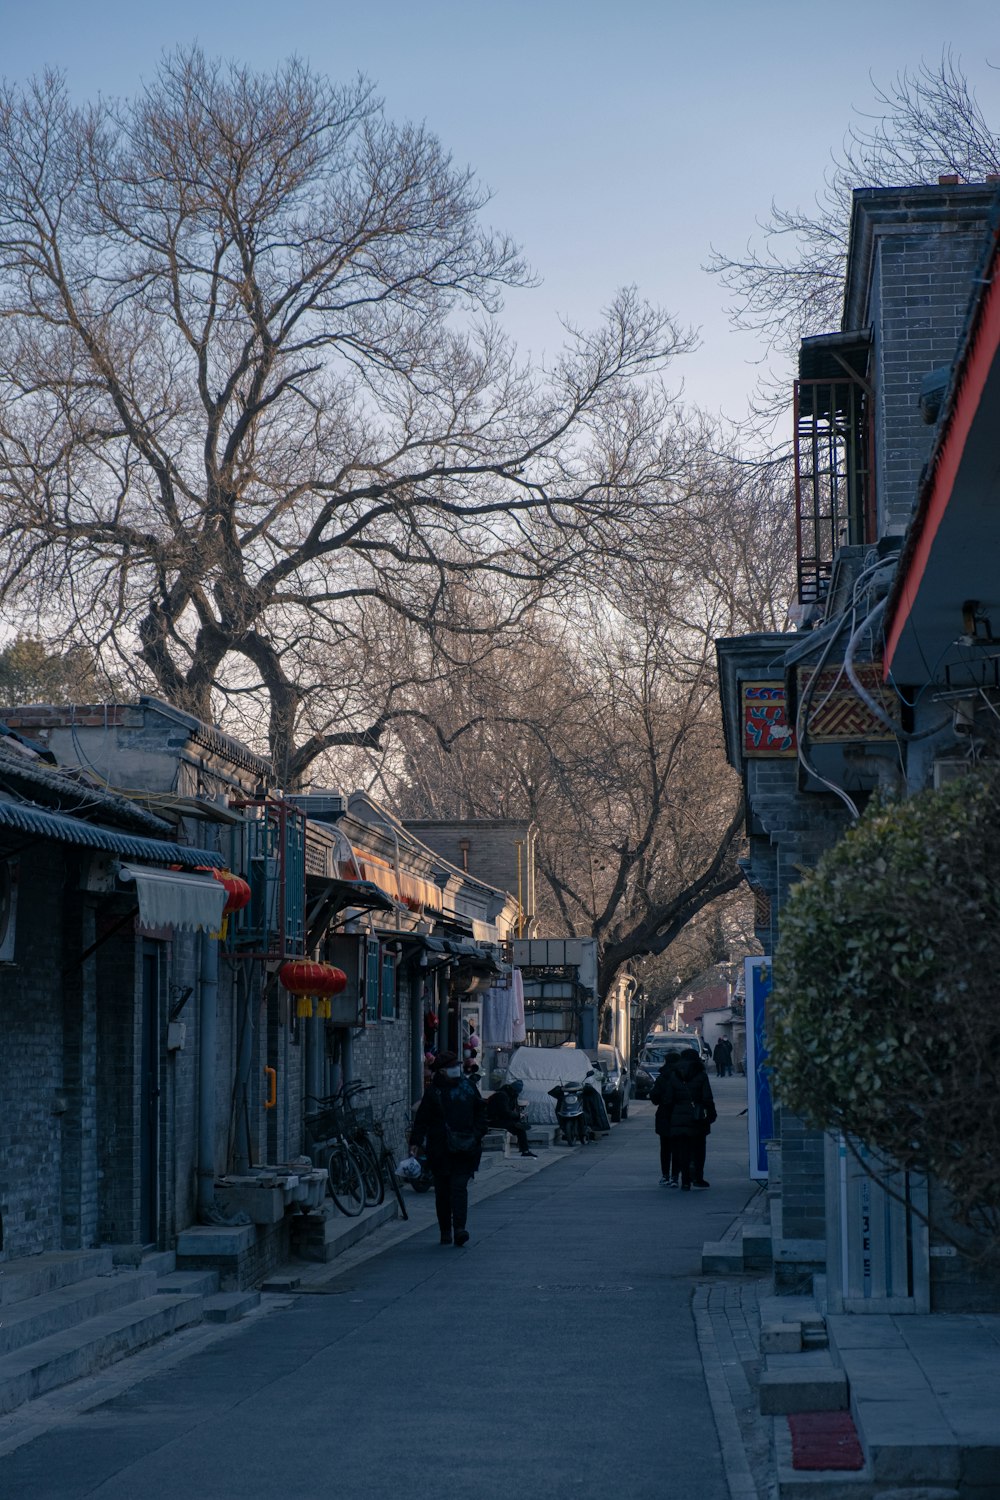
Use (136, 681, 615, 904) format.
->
(0, 1293, 204, 1416)
(155, 1268, 220, 1297)
(702, 1240, 746, 1275)
(202, 1291, 260, 1324)
(773, 1415, 875, 1500)
(759, 1352, 849, 1416)
(290, 1200, 399, 1264)
(110, 1246, 176, 1277)
(0, 1249, 115, 1308)
(0, 1267, 158, 1357)
(742, 1222, 773, 1269)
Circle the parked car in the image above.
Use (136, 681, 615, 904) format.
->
(633, 1034, 705, 1098)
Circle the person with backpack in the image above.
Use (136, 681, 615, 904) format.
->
(656, 1049, 717, 1190)
(409, 1051, 487, 1246)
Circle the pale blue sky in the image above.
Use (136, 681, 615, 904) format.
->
(4, 0, 1000, 426)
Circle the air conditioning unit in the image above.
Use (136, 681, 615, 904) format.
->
(287, 791, 347, 823)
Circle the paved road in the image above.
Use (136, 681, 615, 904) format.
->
(0, 1077, 758, 1500)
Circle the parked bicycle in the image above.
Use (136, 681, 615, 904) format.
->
(340, 1081, 409, 1221)
(303, 1093, 366, 1218)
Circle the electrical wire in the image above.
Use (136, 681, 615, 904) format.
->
(843, 598, 951, 742)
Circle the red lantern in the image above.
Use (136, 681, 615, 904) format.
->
(212, 868, 251, 940)
(279, 959, 348, 1019)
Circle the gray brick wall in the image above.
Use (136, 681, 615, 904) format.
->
(404, 819, 529, 906)
(0, 847, 68, 1258)
(870, 226, 988, 537)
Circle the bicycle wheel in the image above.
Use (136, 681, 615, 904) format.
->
(381, 1147, 408, 1221)
(352, 1138, 384, 1207)
(326, 1142, 365, 1216)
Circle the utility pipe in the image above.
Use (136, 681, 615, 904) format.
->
(197, 930, 220, 1221)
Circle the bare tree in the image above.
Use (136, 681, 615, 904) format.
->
(393, 433, 792, 997)
(0, 50, 692, 782)
(707, 55, 1000, 384)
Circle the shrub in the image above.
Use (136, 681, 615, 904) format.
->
(770, 766, 1000, 1239)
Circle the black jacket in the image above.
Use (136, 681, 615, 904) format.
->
(485, 1084, 523, 1131)
(653, 1052, 717, 1136)
(411, 1074, 487, 1171)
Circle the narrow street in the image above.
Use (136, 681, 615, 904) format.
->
(0, 1079, 758, 1500)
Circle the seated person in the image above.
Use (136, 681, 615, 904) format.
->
(485, 1080, 537, 1158)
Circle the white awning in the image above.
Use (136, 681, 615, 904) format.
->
(119, 863, 227, 933)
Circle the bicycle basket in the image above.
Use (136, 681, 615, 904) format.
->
(305, 1098, 350, 1138)
(344, 1098, 374, 1130)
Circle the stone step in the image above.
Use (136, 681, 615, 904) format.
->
(155, 1268, 221, 1297)
(202, 1291, 260, 1324)
(742, 1223, 773, 1269)
(290, 1200, 399, 1264)
(139, 1250, 177, 1277)
(0, 1293, 204, 1416)
(773, 1413, 874, 1500)
(702, 1240, 746, 1275)
(0, 1249, 115, 1308)
(0, 1268, 158, 1358)
(110, 1246, 176, 1277)
(759, 1352, 849, 1416)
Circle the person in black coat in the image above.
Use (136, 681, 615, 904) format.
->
(712, 1036, 734, 1077)
(485, 1081, 537, 1157)
(657, 1049, 717, 1190)
(409, 1052, 487, 1246)
(649, 1051, 683, 1185)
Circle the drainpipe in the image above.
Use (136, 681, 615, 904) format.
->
(232, 963, 255, 1175)
(197, 930, 220, 1220)
(306, 1012, 324, 1113)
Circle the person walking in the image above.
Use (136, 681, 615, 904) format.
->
(712, 1036, 733, 1078)
(658, 1049, 717, 1190)
(409, 1051, 487, 1246)
(649, 1051, 683, 1187)
(484, 1079, 537, 1157)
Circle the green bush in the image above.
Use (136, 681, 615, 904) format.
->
(770, 766, 1000, 1235)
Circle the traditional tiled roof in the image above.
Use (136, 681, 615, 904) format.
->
(0, 732, 174, 836)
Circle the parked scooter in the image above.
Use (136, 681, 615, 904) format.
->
(548, 1081, 590, 1145)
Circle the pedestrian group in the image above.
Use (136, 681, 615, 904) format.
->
(649, 1047, 717, 1190)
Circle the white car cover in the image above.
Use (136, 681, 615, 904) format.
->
(504, 1044, 597, 1126)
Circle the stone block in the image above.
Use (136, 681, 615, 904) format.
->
(176, 1224, 256, 1258)
(214, 1182, 286, 1225)
(202, 1291, 260, 1324)
(762, 1322, 803, 1354)
(759, 1365, 848, 1415)
(701, 1241, 744, 1275)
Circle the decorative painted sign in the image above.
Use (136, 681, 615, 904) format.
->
(797, 662, 901, 741)
(742, 682, 796, 757)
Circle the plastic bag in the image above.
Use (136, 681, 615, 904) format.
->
(396, 1154, 423, 1181)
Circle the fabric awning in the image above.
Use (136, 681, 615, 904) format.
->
(119, 863, 227, 932)
(0, 800, 224, 867)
